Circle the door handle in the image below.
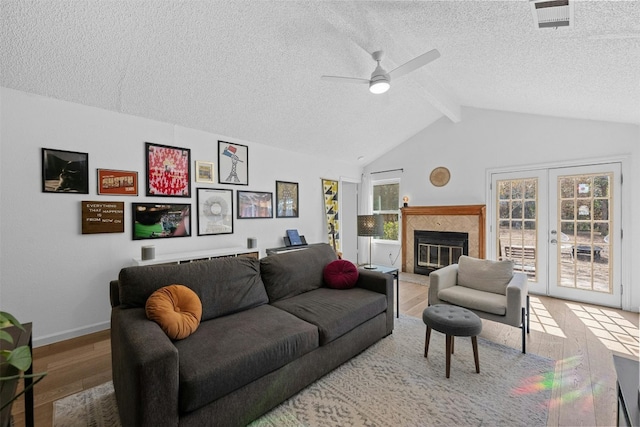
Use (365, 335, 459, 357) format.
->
(550, 230, 557, 235)
(550, 239, 557, 244)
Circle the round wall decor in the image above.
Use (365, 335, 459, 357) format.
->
(430, 167, 450, 187)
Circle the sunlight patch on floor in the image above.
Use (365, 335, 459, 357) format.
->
(566, 302, 639, 357)
(529, 296, 566, 338)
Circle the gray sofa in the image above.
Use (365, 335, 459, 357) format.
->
(109, 243, 393, 426)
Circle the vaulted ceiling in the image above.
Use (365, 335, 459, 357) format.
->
(2, 1, 639, 165)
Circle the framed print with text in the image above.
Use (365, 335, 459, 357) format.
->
(218, 141, 248, 185)
(275, 181, 299, 218)
(97, 169, 138, 195)
(145, 142, 191, 197)
(197, 188, 233, 235)
(237, 191, 272, 219)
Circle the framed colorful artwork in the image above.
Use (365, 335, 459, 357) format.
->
(132, 203, 191, 240)
(97, 169, 138, 195)
(218, 141, 248, 185)
(195, 161, 215, 183)
(276, 181, 299, 218)
(42, 148, 89, 194)
(145, 142, 191, 197)
(237, 191, 273, 219)
(196, 188, 233, 235)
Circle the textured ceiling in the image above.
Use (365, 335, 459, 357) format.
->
(2, 1, 639, 165)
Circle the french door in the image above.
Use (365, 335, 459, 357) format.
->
(491, 163, 622, 307)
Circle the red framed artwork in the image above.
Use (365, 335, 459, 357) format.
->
(97, 169, 138, 196)
(145, 142, 191, 197)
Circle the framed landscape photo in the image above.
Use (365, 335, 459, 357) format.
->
(197, 188, 233, 235)
(145, 142, 191, 197)
(218, 141, 248, 185)
(42, 148, 89, 194)
(237, 191, 273, 219)
(132, 203, 191, 240)
(195, 161, 215, 183)
(97, 169, 138, 196)
(276, 181, 299, 218)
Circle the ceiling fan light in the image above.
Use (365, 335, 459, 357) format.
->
(369, 80, 390, 94)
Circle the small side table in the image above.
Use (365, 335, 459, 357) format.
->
(360, 264, 399, 318)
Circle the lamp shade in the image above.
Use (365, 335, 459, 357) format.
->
(357, 215, 384, 237)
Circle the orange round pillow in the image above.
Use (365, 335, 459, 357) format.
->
(145, 284, 202, 340)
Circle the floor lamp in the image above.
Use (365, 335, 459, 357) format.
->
(357, 214, 384, 269)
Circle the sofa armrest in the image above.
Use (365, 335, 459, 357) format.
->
(505, 272, 528, 327)
(111, 307, 180, 427)
(428, 264, 459, 305)
(109, 280, 120, 307)
(356, 269, 394, 334)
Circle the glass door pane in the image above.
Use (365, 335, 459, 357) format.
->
(492, 170, 547, 295)
(549, 164, 621, 307)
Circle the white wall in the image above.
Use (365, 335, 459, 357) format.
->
(0, 88, 360, 346)
(363, 107, 639, 310)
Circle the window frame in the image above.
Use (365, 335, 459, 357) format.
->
(371, 178, 400, 243)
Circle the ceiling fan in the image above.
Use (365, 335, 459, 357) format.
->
(321, 49, 440, 94)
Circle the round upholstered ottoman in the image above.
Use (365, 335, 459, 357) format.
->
(422, 304, 482, 378)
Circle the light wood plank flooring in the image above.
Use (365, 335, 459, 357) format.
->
(10, 280, 639, 427)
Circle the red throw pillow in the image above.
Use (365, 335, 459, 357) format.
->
(323, 259, 359, 289)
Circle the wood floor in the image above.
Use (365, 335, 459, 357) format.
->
(10, 280, 639, 427)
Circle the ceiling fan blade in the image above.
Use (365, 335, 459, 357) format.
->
(321, 75, 370, 84)
(388, 49, 440, 80)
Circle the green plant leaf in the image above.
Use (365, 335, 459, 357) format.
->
(5, 345, 32, 371)
(0, 311, 25, 331)
(0, 329, 13, 344)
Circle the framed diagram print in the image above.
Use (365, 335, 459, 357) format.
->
(197, 188, 233, 235)
(218, 141, 248, 185)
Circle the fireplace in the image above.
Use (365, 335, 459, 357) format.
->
(401, 205, 485, 274)
(414, 230, 469, 275)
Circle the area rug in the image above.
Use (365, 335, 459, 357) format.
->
(54, 316, 555, 427)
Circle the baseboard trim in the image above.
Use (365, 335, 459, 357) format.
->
(33, 321, 110, 348)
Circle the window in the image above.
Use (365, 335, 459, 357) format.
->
(372, 181, 399, 241)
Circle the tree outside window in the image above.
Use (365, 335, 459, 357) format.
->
(373, 181, 399, 241)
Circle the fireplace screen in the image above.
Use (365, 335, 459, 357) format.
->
(414, 230, 469, 275)
(418, 244, 464, 269)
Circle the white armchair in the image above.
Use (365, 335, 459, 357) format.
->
(428, 255, 530, 353)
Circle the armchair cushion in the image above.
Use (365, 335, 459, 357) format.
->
(458, 255, 514, 295)
(437, 286, 507, 316)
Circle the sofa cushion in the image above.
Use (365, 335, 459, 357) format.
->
(457, 255, 513, 295)
(145, 284, 202, 340)
(272, 287, 387, 345)
(260, 243, 337, 302)
(175, 304, 318, 413)
(437, 285, 507, 316)
(118, 257, 268, 321)
(323, 259, 359, 289)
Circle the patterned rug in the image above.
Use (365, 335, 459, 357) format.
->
(54, 316, 555, 427)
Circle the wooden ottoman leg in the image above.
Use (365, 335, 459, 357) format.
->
(451, 336, 455, 354)
(424, 325, 432, 357)
(446, 334, 452, 378)
(471, 336, 480, 373)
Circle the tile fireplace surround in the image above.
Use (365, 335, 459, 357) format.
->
(401, 205, 486, 274)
